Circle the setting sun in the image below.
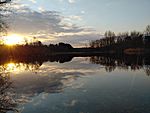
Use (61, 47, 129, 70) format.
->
(4, 34, 24, 45)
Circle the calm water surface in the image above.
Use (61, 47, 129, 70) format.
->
(1, 56, 150, 113)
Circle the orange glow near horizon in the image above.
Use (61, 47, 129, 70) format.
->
(4, 34, 24, 45)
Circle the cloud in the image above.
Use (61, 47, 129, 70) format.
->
(38, 7, 45, 12)
(9, 55, 103, 106)
(68, 15, 82, 21)
(6, 3, 100, 47)
(8, 5, 84, 34)
(12, 67, 86, 95)
(11, 56, 98, 96)
(56, 33, 101, 47)
(68, 0, 76, 3)
(28, 0, 37, 4)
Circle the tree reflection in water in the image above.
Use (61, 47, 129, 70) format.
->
(0, 57, 79, 113)
(0, 54, 150, 75)
(144, 65, 150, 76)
(0, 60, 44, 113)
(0, 73, 18, 113)
(0, 54, 149, 75)
(0, 62, 41, 73)
(0, 61, 44, 113)
(0, 54, 150, 112)
(90, 54, 150, 75)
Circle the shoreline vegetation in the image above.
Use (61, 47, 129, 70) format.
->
(0, 51, 150, 76)
(0, 34, 150, 57)
(0, 41, 149, 58)
(0, 0, 150, 57)
(0, 25, 150, 57)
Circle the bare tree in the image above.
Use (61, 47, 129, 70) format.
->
(104, 31, 115, 45)
(0, 73, 18, 113)
(145, 25, 150, 35)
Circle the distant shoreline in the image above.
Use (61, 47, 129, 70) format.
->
(0, 45, 150, 58)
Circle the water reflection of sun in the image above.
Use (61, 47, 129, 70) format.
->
(5, 62, 27, 73)
(4, 62, 41, 73)
(5, 62, 19, 73)
(6, 63, 16, 71)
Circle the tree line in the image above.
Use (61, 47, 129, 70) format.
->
(90, 54, 150, 75)
(89, 25, 150, 50)
(23, 37, 73, 51)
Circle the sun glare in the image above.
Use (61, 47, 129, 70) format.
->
(4, 34, 24, 45)
(6, 63, 16, 71)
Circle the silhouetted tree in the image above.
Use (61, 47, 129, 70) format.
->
(105, 30, 115, 45)
(48, 42, 73, 52)
(89, 26, 150, 53)
(145, 25, 150, 35)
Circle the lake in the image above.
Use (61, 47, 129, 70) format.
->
(1, 54, 150, 113)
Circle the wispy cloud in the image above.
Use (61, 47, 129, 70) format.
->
(68, 0, 76, 4)
(38, 7, 45, 12)
(68, 15, 82, 21)
(28, 0, 37, 4)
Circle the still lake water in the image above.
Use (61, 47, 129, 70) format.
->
(1, 55, 150, 113)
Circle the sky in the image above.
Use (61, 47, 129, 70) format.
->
(5, 0, 150, 47)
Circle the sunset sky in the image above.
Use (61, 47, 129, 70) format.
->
(7, 0, 150, 47)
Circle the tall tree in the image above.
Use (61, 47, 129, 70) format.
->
(145, 25, 150, 35)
